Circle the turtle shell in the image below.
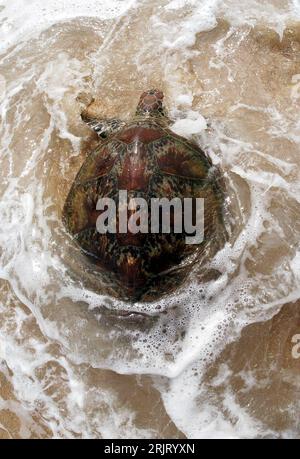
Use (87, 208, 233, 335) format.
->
(63, 120, 226, 301)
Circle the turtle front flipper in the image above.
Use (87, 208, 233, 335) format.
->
(81, 112, 125, 139)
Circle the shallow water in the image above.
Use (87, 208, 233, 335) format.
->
(0, 0, 300, 439)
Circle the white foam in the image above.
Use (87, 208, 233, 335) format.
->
(0, 0, 137, 51)
(159, 368, 272, 438)
(171, 110, 207, 137)
(164, 0, 220, 48)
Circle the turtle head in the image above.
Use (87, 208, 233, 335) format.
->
(135, 89, 166, 118)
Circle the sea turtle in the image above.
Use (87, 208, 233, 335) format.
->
(63, 89, 226, 302)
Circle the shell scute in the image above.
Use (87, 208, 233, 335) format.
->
(116, 143, 151, 192)
(153, 137, 210, 179)
(76, 141, 121, 184)
(117, 126, 165, 144)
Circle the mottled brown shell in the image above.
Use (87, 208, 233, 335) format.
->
(63, 120, 225, 301)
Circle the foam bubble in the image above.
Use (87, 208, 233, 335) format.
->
(171, 110, 207, 137)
